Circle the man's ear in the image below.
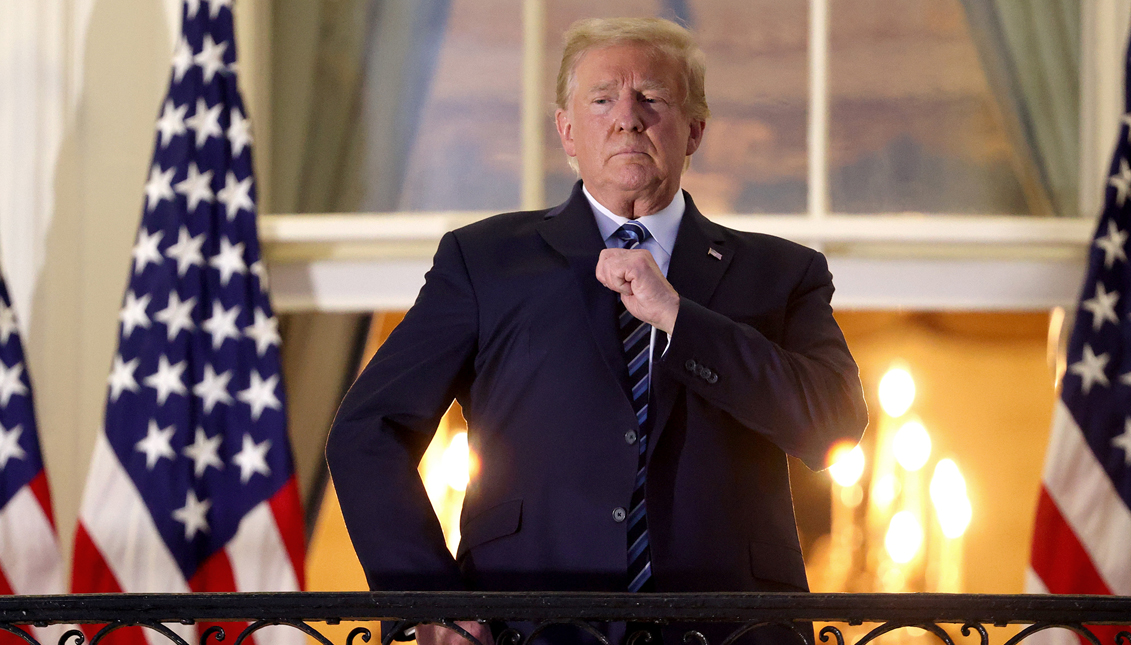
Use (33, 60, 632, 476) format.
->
(685, 118, 706, 156)
(555, 109, 577, 157)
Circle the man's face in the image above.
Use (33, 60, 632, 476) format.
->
(555, 43, 705, 200)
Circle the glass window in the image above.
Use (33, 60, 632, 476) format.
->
(271, 0, 1080, 217)
(399, 0, 524, 211)
(828, 0, 1079, 216)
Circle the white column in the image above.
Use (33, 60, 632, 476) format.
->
(0, 0, 69, 331)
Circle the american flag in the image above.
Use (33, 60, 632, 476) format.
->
(70, 2, 304, 644)
(1027, 34, 1131, 645)
(0, 274, 66, 643)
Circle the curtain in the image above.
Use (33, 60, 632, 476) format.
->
(269, 0, 451, 525)
(959, 0, 1080, 217)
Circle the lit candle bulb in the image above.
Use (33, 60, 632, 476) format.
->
(930, 459, 971, 592)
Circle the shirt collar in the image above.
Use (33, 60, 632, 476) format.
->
(583, 184, 685, 256)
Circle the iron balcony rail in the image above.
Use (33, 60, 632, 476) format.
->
(1, 592, 1129, 645)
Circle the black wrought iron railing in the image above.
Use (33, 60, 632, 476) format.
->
(1, 592, 1128, 645)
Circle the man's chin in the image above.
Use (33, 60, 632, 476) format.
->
(602, 167, 665, 194)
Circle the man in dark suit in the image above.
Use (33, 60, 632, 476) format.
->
(327, 16, 868, 645)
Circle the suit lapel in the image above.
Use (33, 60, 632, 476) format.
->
(650, 193, 733, 456)
(665, 193, 733, 308)
(537, 182, 631, 400)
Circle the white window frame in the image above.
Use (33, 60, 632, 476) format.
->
(253, 0, 1131, 313)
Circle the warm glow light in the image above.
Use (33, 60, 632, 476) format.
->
(441, 432, 470, 492)
(893, 420, 932, 471)
(829, 444, 865, 487)
(878, 367, 916, 417)
(930, 459, 972, 538)
(885, 511, 924, 564)
(879, 563, 906, 592)
(872, 474, 901, 508)
(840, 484, 863, 508)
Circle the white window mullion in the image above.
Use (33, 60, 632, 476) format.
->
(520, 0, 546, 211)
(807, 0, 830, 227)
(1079, 0, 1131, 221)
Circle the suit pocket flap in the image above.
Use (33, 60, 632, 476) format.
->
(748, 540, 807, 590)
(456, 499, 523, 560)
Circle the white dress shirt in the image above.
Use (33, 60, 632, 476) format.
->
(584, 185, 685, 277)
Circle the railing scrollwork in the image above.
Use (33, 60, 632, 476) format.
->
(0, 592, 1126, 645)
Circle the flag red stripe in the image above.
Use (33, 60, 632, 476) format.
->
(190, 550, 248, 645)
(1031, 486, 1111, 595)
(0, 562, 12, 595)
(1031, 487, 1130, 645)
(0, 627, 32, 645)
(268, 477, 305, 590)
(71, 523, 149, 645)
(28, 471, 55, 529)
(71, 522, 125, 594)
(189, 548, 237, 592)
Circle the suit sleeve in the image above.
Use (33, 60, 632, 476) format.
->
(659, 250, 867, 471)
(325, 231, 477, 591)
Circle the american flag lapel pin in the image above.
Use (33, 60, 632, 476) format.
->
(707, 247, 723, 260)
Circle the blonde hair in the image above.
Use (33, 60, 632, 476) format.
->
(555, 17, 710, 123)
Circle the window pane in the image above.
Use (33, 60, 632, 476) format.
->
(827, 0, 1074, 215)
(399, 0, 523, 211)
(269, 0, 522, 214)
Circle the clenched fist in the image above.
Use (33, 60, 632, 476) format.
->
(595, 248, 680, 333)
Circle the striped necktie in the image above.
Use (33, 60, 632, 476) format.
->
(613, 220, 655, 593)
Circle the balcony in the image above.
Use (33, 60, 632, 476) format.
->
(3, 592, 1129, 645)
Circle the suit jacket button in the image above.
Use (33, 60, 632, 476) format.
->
(612, 507, 627, 522)
(685, 359, 697, 372)
(625, 430, 637, 445)
(706, 372, 718, 384)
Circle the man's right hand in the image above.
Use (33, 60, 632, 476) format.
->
(414, 621, 495, 645)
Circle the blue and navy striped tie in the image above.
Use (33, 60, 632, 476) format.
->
(614, 221, 655, 593)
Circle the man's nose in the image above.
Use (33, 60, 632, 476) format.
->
(613, 97, 646, 132)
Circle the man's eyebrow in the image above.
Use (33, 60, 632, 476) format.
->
(637, 80, 671, 93)
(584, 80, 673, 95)
(585, 80, 620, 94)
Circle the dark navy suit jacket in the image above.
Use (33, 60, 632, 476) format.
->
(327, 182, 868, 597)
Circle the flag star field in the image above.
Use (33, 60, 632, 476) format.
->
(72, 1, 303, 629)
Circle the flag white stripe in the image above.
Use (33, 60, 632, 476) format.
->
(80, 433, 189, 593)
(225, 500, 299, 592)
(227, 502, 304, 645)
(1024, 567, 1049, 594)
(79, 434, 193, 645)
(0, 487, 69, 645)
(1041, 401, 1131, 595)
(0, 485, 64, 594)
